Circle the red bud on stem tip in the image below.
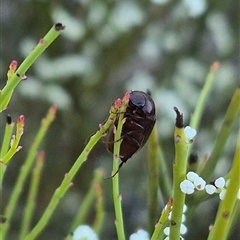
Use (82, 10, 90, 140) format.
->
(122, 92, 130, 105)
(17, 115, 25, 124)
(17, 115, 25, 136)
(51, 104, 58, 112)
(115, 98, 122, 108)
(211, 62, 220, 71)
(110, 98, 122, 115)
(7, 60, 18, 80)
(169, 197, 174, 205)
(10, 60, 18, 71)
(47, 104, 58, 121)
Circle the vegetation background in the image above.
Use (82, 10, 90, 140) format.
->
(1, 0, 239, 239)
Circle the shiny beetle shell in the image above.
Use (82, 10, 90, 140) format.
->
(107, 90, 156, 175)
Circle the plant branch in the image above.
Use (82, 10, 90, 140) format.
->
(207, 128, 240, 240)
(112, 93, 130, 240)
(23, 99, 121, 240)
(169, 108, 188, 240)
(0, 23, 65, 112)
(201, 87, 240, 181)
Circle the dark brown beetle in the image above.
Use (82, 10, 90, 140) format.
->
(107, 90, 156, 177)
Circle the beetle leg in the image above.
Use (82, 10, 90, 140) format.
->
(104, 136, 123, 144)
(104, 161, 125, 179)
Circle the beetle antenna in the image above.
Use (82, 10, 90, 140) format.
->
(104, 161, 124, 180)
(146, 89, 152, 96)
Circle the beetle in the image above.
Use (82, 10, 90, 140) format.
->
(107, 90, 156, 177)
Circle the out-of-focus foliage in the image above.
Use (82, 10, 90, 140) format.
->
(1, 0, 239, 239)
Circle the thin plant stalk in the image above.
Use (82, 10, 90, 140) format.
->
(188, 62, 219, 156)
(0, 115, 14, 186)
(1, 115, 25, 164)
(93, 175, 105, 234)
(147, 125, 160, 234)
(0, 23, 65, 112)
(184, 87, 240, 206)
(112, 114, 125, 240)
(0, 115, 14, 157)
(112, 115, 126, 240)
(190, 62, 219, 131)
(147, 124, 172, 234)
(1, 105, 57, 239)
(111, 93, 130, 240)
(70, 169, 103, 233)
(23, 103, 120, 240)
(201, 87, 240, 181)
(151, 197, 173, 240)
(207, 128, 240, 240)
(19, 151, 45, 239)
(169, 108, 188, 240)
(228, 201, 240, 236)
(65, 169, 104, 240)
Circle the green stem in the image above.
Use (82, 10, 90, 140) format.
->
(151, 198, 173, 240)
(228, 201, 240, 236)
(93, 171, 105, 234)
(190, 62, 219, 131)
(19, 152, 45, 239)
(147, 125, 160, 234)
(0, 116, 14, 157)
(0, 23, 65, 113)
(169, 117, 188, 239)
(149, 125, 172, 200)
(188, 62, 219, 157)
(207, 128, 240, 240)
(70, 170, 103, 233)
(0, 117, 14, 187)
(23, 111, 117, 240)
(1, 105, 57, 239)
(1, 115, 24, 164)
(112, 111, 126, 240)
(201, 87, 240, 181)
(65, 170, 104, 240)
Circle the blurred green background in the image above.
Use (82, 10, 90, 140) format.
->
(1, 0, 239, 239)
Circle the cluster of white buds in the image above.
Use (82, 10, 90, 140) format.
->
(180, 171, 206, 194)
(180, 172, 240, 200)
